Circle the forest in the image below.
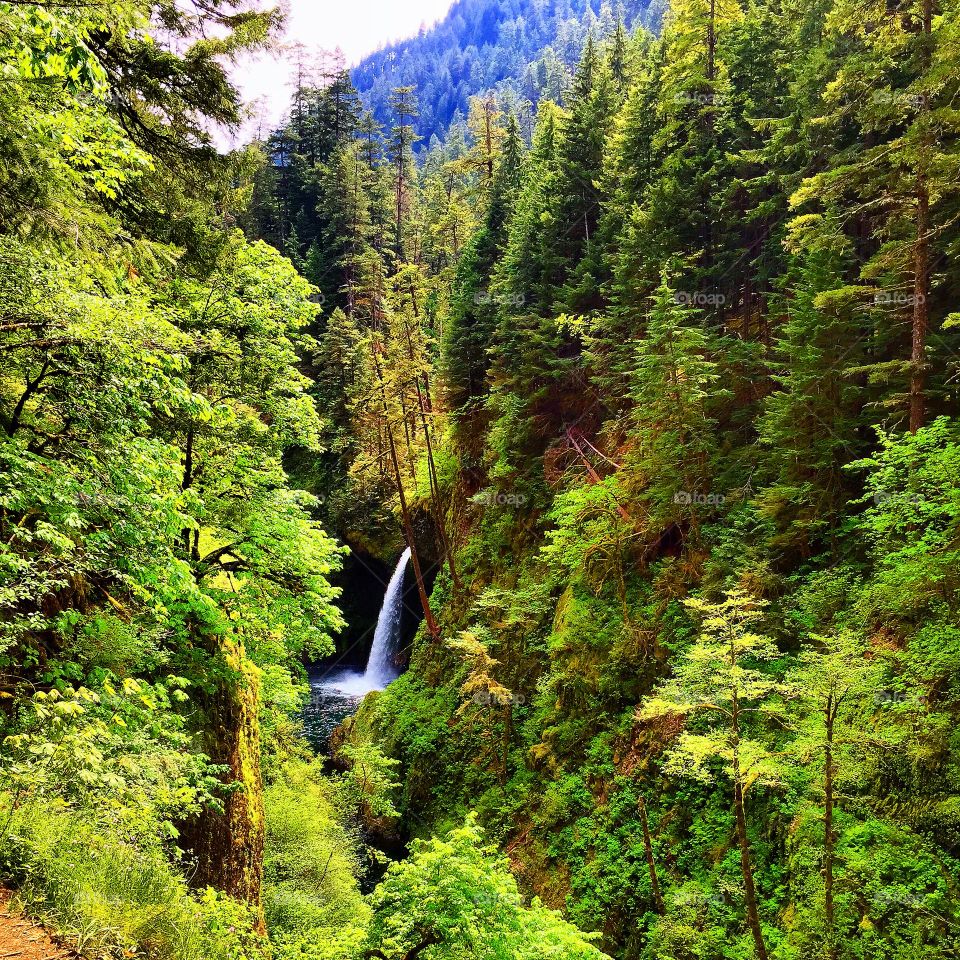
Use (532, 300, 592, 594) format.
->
(1, 0, 960, 958)
(350, 0, 662, 146)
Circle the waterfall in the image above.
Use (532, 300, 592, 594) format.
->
(312, 547, 411, 702)
(362, 546, 411, 689)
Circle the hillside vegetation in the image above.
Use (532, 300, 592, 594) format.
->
(351, 0, 661, 147)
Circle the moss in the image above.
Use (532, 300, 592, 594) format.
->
(179, 639, 266, 926)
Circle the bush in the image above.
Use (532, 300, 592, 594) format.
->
(366, 816, 606, 960)
(262, 761, 370, 960)
(0, 801, 266, 960)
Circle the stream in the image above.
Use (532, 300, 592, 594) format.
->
(302, 547, 411, 752)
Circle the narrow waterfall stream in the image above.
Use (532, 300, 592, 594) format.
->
(303, 548, 412, 749)
(360, 546, 412, 689)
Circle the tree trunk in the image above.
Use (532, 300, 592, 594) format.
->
(910, 0, 933, 434)
(734, 774, 768, 960)
(707, 0, 716, 83)
(181, 423, 195, 554)
(500, 703, 511, 785)
(484, 99, 495, 183)
(639, 797, 665, 914)
(398, 314, 461, 592)
(420, 383, 462, 592)
(731, 688, 768, 960)
(910, 176, 930, 433)
(6, 358, 51, 437)
(179, 640, 265, 929)
(371, 346, 441, 641)
(388, 422, 440, 641)
(824, 698, 837, 960)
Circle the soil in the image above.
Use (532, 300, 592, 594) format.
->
(0, 891, 72, 960)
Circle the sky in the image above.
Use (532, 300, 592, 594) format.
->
(224, 0, 455, 146)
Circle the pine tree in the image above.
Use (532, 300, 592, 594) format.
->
(312, 142, 378, 316)
(787, 631, 889, 959)
(625, 0, 743, 312)
(624, 275, 728, 542)
(443, 113, 525, 429)
(787, 0, 960, 431)
(554, 36, 620, 313)
(486, 103, 578, 467)
(591, 32, 660, 408)
(388, 86, 421, 261)
(755, 253, 876, 557)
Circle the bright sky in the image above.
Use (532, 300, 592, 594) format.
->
(225, 0, 455, 146)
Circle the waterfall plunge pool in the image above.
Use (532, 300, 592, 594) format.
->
(303, 548, 412, 751)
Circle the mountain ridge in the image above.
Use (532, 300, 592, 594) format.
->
(350, 0, 661, 146)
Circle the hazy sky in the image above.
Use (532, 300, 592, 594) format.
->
(225, 0, 455, 145)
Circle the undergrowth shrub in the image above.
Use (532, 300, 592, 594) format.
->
(0, 801, 265, 960)
(262, 760, 369, 960)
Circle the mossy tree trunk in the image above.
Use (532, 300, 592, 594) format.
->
(179, 640, 265, 926)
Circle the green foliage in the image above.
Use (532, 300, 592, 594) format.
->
(852, 418, 960, 633)
(1, 678, 221, 841)
(639, 593, 788, 790)
(254, 0, 960, 956)
(0, 1, 346, 952)
(366, 816, 607, 960)
(263, 761, 370, 960)
(0, 802, 266, 960)
(624, 276, 730, 539)
(337, 742, 402, 821)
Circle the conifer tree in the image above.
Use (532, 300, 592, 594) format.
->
(444, 113, 525, 430)
(787, 631, 889, 959)
(755, 254, 875, 556)
(388, 86, 421, 261)
(625, 276, 728, 541)
(639, 592, 787, 960)
(554, 36, 620, 312)
(787, 0, 960, 431)
(486, 103, 578, 467)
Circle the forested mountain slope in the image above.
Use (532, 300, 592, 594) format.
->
(250, 0, 960, 956)
(351, 0, 662, 146)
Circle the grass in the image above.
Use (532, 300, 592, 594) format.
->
(0, 799, 266, 960)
